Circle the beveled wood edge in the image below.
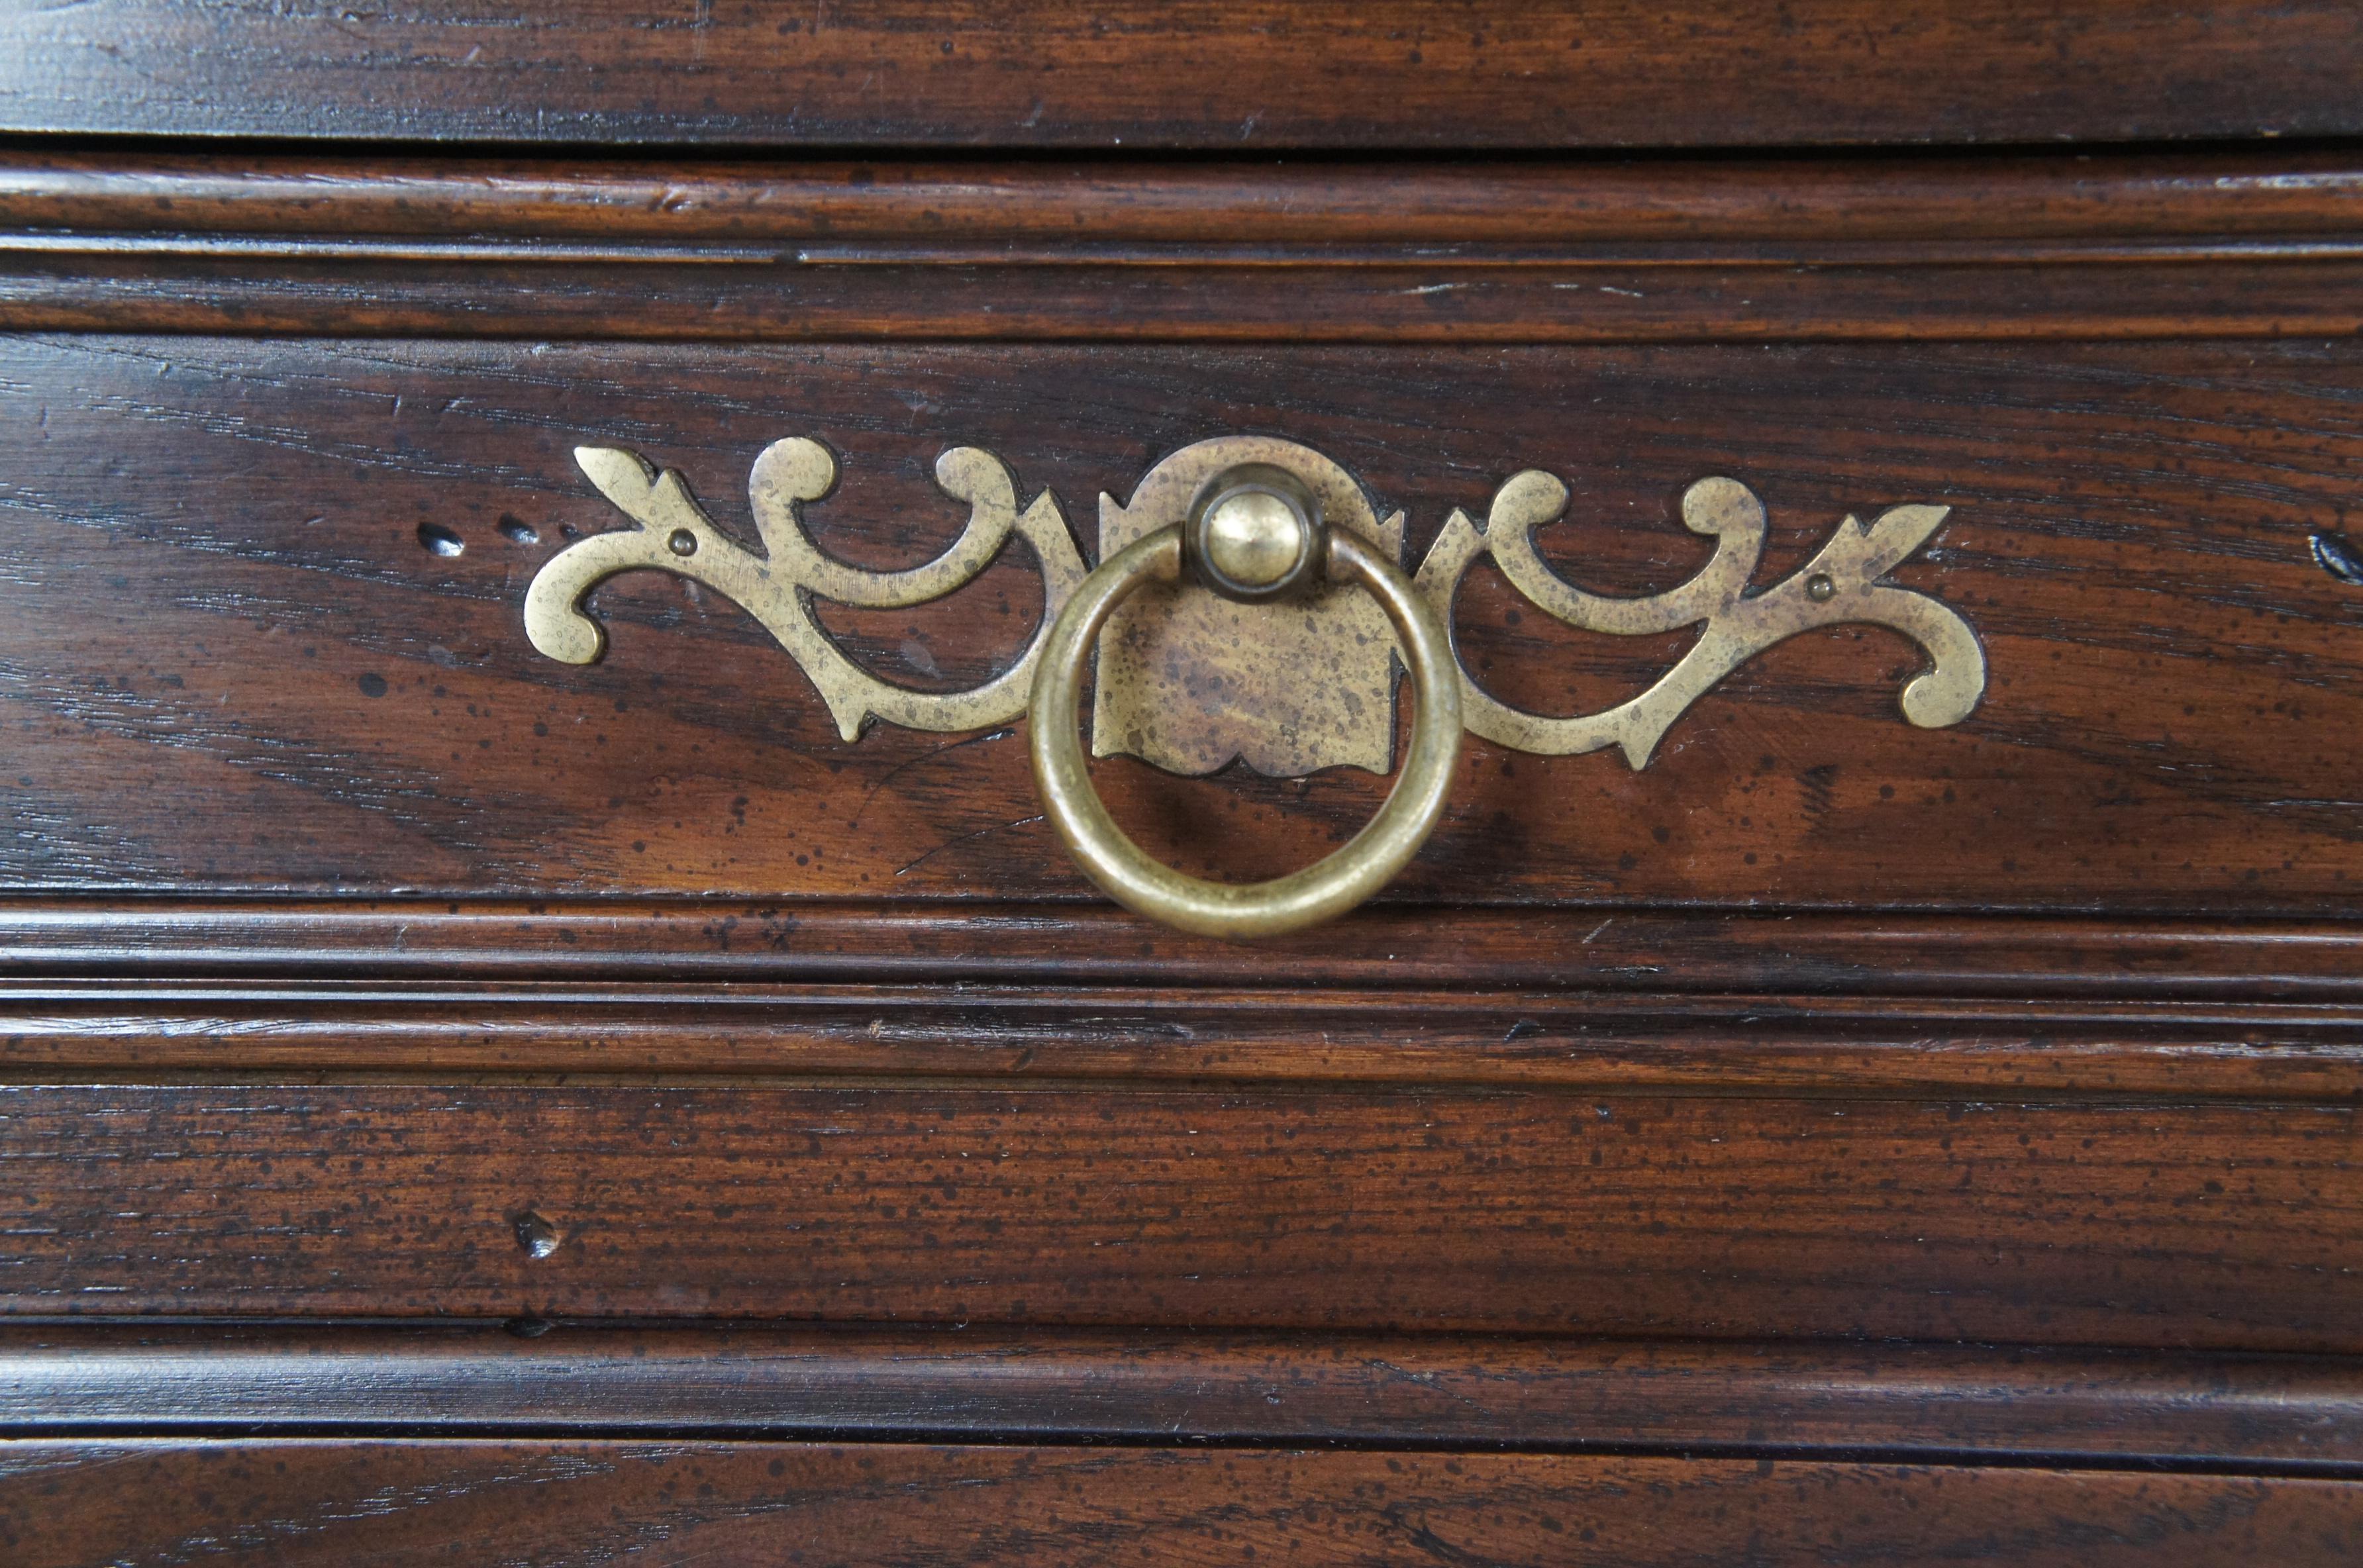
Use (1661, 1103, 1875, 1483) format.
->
(18, 254, 2363, 342)
(7, 148, 2363, 340)
(3, 1322, 2357, 1470)
(4, 899, 2358, 997)
(5, 150, 2360, 250)
(5, 981, 2362, 1098)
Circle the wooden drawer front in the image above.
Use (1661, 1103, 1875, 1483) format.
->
(5, 1440, 2358, 1567)
(5, 28, 2359, 1565)
(5, 1083, 2356, 1351)
(5, 333, 2361, 927)
(6, 150, 2362, 971)
(3, 146, 2358, 1550)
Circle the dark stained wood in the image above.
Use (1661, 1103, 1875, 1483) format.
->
(7, 16, 2361, 1561)
(7, 973, 2363, 1100)
(14, 151, 2363, 344)
(3, 336, 2359, 916)
(11, 1322, 2363, 1466)
(8, 903, 2363, 1003)
(18, 252, 2363, 342)
(3, 1, 2360, 150)
(3, 1085, 2357, 1348)
(9, 150, 2362, 248)
(5, 1441, 2358, 1567)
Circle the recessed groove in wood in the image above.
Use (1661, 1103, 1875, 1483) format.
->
(21, 238, 2363, 270)
(6, 1324, 2361, 1466)
(3, 1084, 2357, 1348)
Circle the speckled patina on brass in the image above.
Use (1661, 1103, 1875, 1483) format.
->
(522, 433, 1984, 793)
(1093, 436, 1408, 776)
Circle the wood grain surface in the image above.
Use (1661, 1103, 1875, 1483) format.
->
(10, 151, 2363, 344)
(3, 1083, 2356, 1348)
(10, 903, 2363, 1001)
(3, 334, 2358, 917)
(5, 25, 2360, 1561)
(10, 1322, 2363, 1465)
(5, 974, 2363, 1097)
(21, 250, 2363, 343)
(5, 1441, 2358, 1567)
(2, 1, 2360, 150)
(9, 150, 2363, 250)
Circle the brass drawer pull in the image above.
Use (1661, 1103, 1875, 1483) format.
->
(520, 432, 1984, 938)
(1029, 474, 1461, 942)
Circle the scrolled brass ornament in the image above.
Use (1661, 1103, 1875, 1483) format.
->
(520, 432, 1987, 936)
(524, 438, 1083, 740)
(1413, 469, 1986, 768)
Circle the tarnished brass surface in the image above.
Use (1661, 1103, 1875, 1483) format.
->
(1096, 437, 1409, 777)
(1030, 527, 1462, 941)
(520, 433, 1984, 792)
(524, 439, 1084, 740)
(1413, 471, 1987, 768)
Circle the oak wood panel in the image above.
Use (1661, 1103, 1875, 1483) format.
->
(3, 1, 2360, 150)
(7, 977, 2363, 1099)
(5, 1441, 2358, 1567)
(10, 1323, 2362, 1465)
(3, 1085, 2356, 1348)
(3, 336, 2359, 915)
(9, 150, 2361, 248)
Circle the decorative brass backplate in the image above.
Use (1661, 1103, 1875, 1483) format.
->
(523, 438, 1084, 740)
(521, 434, 1985, 773)
(1094, 437, 1406, 775)
(1419, 470, 1985, 768)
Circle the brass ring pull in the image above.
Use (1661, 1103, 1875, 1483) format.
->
(1029, 516, 1462, 941)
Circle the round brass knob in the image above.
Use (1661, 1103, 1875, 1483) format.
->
(1201, 490, 1307, 589)
(1185, 464, 1323, 601)
(1028, 522, 1462, 940)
